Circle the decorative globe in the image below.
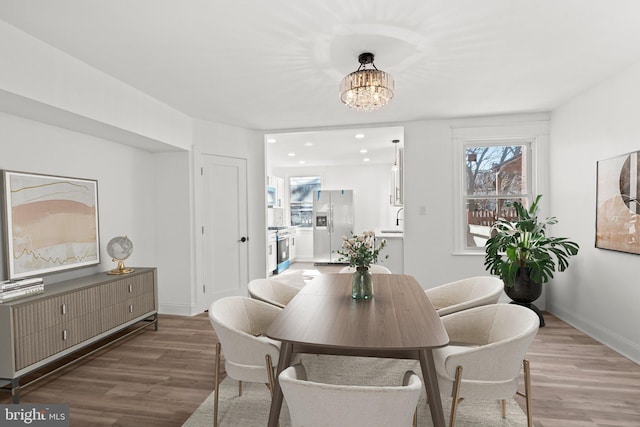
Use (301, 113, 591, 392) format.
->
(106, 235, 135, 275)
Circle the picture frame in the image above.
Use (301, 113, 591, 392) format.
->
(2, 170, 100, 279)
(595, 151, 640, 255)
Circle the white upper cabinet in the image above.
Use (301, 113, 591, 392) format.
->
(267, 175, 285, 208)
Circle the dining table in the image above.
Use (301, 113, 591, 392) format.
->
(266, 273, 450, 427)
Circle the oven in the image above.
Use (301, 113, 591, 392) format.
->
(277, 236, 289, 264)
(273, 228, 291, 274)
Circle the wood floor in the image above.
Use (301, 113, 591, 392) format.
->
(0, 315, 217, 426)
(2, 311, 639, 426)
(518, 314, 640, 427)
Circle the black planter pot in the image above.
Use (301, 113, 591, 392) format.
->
(504, 267, 545, 327)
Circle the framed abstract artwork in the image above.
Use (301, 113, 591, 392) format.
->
(596, 151, 640, 254)
(2, 170, 100, 279)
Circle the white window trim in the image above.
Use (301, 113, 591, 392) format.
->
(289, 175, 321, 228)
(452, 122, 549, 255)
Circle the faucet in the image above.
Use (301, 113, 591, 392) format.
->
(395, 207, 404, 226)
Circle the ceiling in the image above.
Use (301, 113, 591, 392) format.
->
(266, 126, 403, 168)
(2, 0, 640, 164)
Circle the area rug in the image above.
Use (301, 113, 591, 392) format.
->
(183, 355, 527, 426)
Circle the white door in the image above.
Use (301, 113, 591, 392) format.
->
(200, 154, 249, 311)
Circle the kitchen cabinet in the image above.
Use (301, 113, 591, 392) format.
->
(267, 175, 285, 208)
(267, 231, 277, 274)
(275, 176, 284, 207)
(294, 228, 313, 262)
(375, 231, 404, 273)
(289, 232, 297, 262)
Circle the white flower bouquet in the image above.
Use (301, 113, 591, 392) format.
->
(337, 230, 388, 269)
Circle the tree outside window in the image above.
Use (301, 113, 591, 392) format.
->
(465, 143, 530, 249)
(290, 176, 321, 227)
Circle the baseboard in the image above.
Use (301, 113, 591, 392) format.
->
(293, 256, 314, 262)
(547, 303, 640, 365)
(158, 303, 195, 316)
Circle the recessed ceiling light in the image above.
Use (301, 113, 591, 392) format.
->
(299, 160, 306, 164)
(267, 138, 276, 143)
(288, 152, 296, 157)
(355, 133, 365, 139)
(360, 149, 368, 153)
(363, 158, 370, 162)
(304, 141, 313, 147)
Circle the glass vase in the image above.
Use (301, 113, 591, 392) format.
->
(352, 267, 373, 299)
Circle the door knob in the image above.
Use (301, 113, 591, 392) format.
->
(238, 236, 248, 242)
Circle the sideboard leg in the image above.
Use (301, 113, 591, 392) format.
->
(11, 378, 20, 404)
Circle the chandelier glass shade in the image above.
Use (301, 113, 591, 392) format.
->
(339, 52, 394, 112)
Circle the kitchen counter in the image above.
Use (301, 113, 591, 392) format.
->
(375, 228, 404, 239)
(374, 228, 404, 273)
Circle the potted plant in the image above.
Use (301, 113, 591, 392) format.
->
(484, 195, 579, 326)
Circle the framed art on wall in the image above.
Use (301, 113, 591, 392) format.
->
(596, 151, 640, 255)
(2, 170, 100, 279)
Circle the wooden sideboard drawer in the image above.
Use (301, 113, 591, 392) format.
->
(132, 292, 156, 317)
(100, 296, 155, 329)
(14, 311, 103, 370)
(99, 272, 155, 306)
(12, 287, 100, 337)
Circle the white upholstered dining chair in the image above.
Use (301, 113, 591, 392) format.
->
(424, 276, 503, 316)
(208, 296, 282, 427)
(248, 278, 301, 308)
(433, 304, 539, 427)
(339, 264, 392, 274)
(279, 363, 422, 427)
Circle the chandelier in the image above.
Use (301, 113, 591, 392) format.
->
(339, 52, 394, 112)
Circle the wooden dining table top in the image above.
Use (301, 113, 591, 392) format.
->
(266, 273, 449, 352)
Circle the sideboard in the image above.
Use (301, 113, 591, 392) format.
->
(0, 268, 157, 403)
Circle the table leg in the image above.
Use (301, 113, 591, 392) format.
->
(267, 341, 293, 427)
(419, 349, 446, 427)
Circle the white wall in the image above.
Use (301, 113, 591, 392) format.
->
(0, 112, 157, 284)
(154, 152, 194, 315)
(403, 120, 458, 288)
(548, 61, 640, 363)
(0, 20, 192, 151)
(402, 115, 550, 290)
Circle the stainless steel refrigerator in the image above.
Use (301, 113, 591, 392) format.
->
(313, 189, 354, 264)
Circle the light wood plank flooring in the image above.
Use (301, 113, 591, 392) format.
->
(518, 314, 640, 427)
(1, 297, 638, 426)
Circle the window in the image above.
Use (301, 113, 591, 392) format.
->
(452, 122, 548, 253)
(464, 142, 530, 249)
(289, 176, 321, 227)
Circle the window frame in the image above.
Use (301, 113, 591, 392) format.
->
(289, 175, 321, 228)
(452, 122, 549, 255)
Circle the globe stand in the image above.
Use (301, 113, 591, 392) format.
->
(106, 236, 134, 275)
(107, 260, 135, 275)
